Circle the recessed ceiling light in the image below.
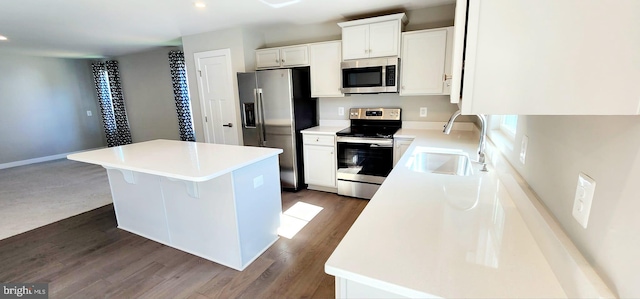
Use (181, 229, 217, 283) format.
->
(0, 35, 7, 41)
(259, 0, 301, 9)
(194, 2, 206, 8)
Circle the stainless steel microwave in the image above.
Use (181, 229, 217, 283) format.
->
(341, 57, 399, 94)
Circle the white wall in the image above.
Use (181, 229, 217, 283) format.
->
(260, 4, 456, 48)
(319, 95, 471, 122)
(117, 47, 182, 143)
(490, 115, 640, 298)
(0, 54, 105, 164)
(181, 27, 264, 142)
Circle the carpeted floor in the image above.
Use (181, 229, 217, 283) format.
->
(0, 159, 112, 240)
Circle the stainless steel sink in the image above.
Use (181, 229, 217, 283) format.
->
(407, 151, 472, 176)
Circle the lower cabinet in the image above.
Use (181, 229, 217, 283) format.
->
(393, 137, 414, 166)
(302, 133, 337, 192)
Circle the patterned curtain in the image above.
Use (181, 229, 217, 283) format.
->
(168, 50, 196, 141)
(91, 62, 118, 147)
(90, 61, 132, 147)
(105, 61, 132, 146)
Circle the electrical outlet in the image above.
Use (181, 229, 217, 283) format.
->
(520, 135, 528, 164)
(338, 107, 344, 116)
(86, 110, 92, 116)
(419, 107, 427, 117)
(253, 175, 264, 188)
(572, 172, 596, 228)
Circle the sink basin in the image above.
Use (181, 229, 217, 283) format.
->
(407, 151, 472, 176)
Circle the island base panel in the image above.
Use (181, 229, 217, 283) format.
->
(232, 156, 282, 267)
(103, 156, 282, 271)
(162, 173, 243, 269)
(106, 168, 171, 244)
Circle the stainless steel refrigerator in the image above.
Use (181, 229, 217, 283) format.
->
(237, 67, 317, 190)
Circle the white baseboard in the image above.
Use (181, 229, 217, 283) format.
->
(0, 147, 105, 170)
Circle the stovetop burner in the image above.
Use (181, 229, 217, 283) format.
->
(336, 126, 400, 139)
(336, 108, 402, 139)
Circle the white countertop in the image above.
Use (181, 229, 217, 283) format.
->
(67, 139, 282, 182)
(325, 130, 567, 298)
(300, 126, 347, 135)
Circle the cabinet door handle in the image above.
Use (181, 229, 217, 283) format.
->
(281, 59, 285, 63)
(316, 137, 319, 142)
(223, 123, 233, 128)
(275, 59, 279, 63)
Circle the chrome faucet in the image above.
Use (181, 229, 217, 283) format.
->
(443, 110, 488, 172)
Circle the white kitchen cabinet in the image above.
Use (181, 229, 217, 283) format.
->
(339, 13, 407, 60)
(451, 0, 640, 115)
(302, 133, 337, 192)
(309, 41, 344, 97)
(255, 48, 281, 69)
(256, 45, 309, 69)
(393, 137, 414, 166)
(400, 27, 454, 96)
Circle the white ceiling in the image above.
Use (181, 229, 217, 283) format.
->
(0, 0, 454, 58)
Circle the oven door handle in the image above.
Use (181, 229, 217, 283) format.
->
(370, 143, 392, 148)
(337, 137, 393, 146)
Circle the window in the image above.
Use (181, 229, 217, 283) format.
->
(499, 115, 518, 139)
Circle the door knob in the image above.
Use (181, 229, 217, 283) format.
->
(223, 123, 233, 128)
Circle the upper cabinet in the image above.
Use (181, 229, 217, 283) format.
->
(339, 13, 407, 60)
(309, 41, 344, 97)
(256, 45, 309, 69)
(400, 27, 454, 96)
(451, 0, 640, 115)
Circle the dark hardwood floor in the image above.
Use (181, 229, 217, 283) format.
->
(0, 189, 367, 299)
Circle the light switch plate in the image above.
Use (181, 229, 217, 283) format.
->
(86, 110, 92, 116)
(520, 135, 528, 164)
(572, 172, 596, 228)
(338, 107, 344, 116)
(419, 107, 427, 117)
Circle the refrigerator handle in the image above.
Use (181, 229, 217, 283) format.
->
(256, 88, 267, 145)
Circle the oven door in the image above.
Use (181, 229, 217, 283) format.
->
(336, 137, 394, 185)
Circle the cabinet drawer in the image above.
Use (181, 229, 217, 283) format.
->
(303, 134, 335, 146)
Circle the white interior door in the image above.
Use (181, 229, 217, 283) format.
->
(194, 49, 239, 145)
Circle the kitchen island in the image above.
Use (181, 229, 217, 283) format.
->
(68, 139, 283, 271)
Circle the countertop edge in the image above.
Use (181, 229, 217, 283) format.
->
(67, 148, 283, 182)
(324, 264, 434, 298)
(301, 126, 347, 135)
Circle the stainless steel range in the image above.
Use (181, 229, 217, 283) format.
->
(336, 108, 401, 199)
